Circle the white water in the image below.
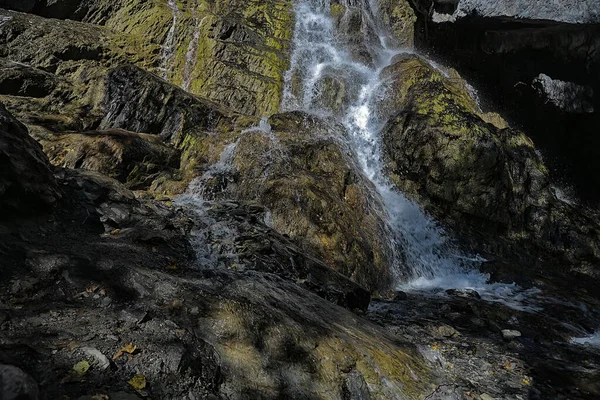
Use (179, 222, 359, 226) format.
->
(281, 0, 535, 306)
(571, 331, 600, 347)
(183, 15, 206, 91)
(159, 0, 180, 80)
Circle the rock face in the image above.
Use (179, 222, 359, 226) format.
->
(410, 0, 600, 203)
(379, 54, 600, 281)
(0, 103, 58, 216)
(0, 98, 436, 398)
(191, 112, 395, 293)
(2, 1, 600, 399)
(0, 0, 293, 116)
(36, 129, 180, 190)
(433, 0, 600, 24)
(532, 73, 594, 114)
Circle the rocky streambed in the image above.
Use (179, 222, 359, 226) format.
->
(1, 0, 600, 399)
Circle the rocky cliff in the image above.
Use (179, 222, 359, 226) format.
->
(1, 0, 600, 399)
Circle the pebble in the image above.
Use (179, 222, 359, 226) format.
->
(81, 347, 111, 371)
(446, 288, 481, 299)
(501, 329, 522, 340)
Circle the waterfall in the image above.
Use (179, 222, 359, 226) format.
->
(159, 0, 180, 80)
(281, 0, 536, 306)
(183, 15, 206, 91)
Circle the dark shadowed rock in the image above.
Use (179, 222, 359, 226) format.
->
(0, 102, 58, 216)
(99, 65, 228, 143)
(0, 364, 38, 400)
(36, 128, 180, 190)
(0, 58, 60, 98)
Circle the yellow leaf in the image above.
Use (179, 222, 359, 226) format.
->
(522, 378, 531, 385)
(73, 360, 90, 375)
(128, 374, 147, 390)
(112, 343, 138, 360)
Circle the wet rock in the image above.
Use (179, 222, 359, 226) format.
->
(342, 369, 371, 400)
(184, 200, 372, 311)
(214, 112, 396, 292)
(501, 329, 522, 340)
(446, 289, 481, 300)
(413, 3, 600, 203)
(376, 0, 417, 48)
(0, 364, 38, 400)
(394, 291, 408, 301)
(99, 65, 228, 143)
(379, 54, 600, 286)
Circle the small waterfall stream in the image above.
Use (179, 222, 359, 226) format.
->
(159, 0, 180, 80)
(281, 0, 536, 307)
(183, 15, 206, 91)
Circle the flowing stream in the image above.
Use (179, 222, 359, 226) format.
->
(281, 0, 537, 308)
(159, 0, 180, 80)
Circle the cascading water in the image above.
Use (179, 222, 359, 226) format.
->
(183, 15, 206, 91)
(281, 0, 536, 307)
(159, 0, 180, 80)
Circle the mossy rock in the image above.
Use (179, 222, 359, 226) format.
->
(379, 53, 600, 278)
(189, 111, 396, 293)
(34, 128, 181, 190)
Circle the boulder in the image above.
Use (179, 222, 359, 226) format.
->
(379, 54, 600, 281)
(36, 128, 180, 190)
(410, 1, 600, 202)
(0, 58, 60, 98)
(0, 102, 58, 217)
(187, 112, 396, 292)
(0, 364, 38, 400)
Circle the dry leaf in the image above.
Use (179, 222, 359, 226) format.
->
(86, 285, 99, 293)
(112, 343, 137, 360)
(128, 374, 147, 390)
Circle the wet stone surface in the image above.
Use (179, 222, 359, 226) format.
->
(368, 290, 600, 400)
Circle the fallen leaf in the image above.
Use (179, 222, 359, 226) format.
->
(128, 374, 147, 390)
(73, 360, 90, 375)
(522, 378, 531, 385)
(112, 343, 138, 360)
(86, 285, 99, 293)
